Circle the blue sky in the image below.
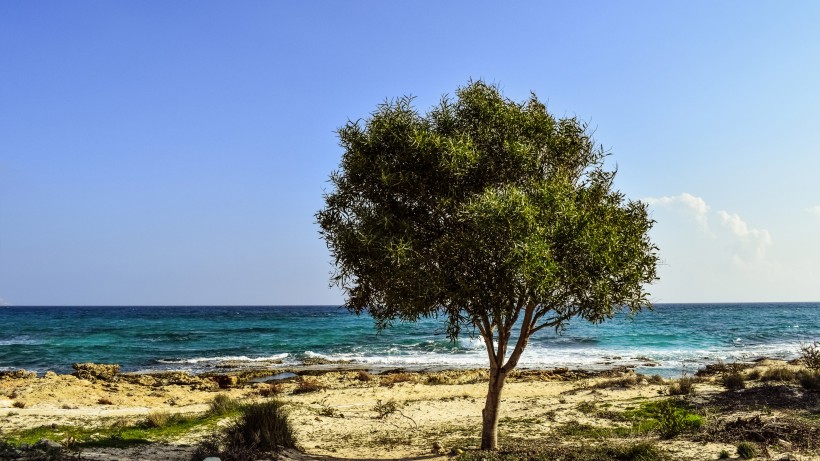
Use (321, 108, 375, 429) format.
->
(1, 1, 818, 305)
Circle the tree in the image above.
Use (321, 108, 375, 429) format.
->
(316, 80, 659, 450)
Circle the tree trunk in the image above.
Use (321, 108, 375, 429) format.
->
(481, 366, 508, 450)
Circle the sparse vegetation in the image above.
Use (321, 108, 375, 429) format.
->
(292, 377, 326, 394)
(380, 372, 416, 386)
(736, 441, 757, 459)
(191, 400, 296, 461)
(258, 382, 284, 397)
(12, 401, 26, 409)
(355, 370, 372, 382)
(143, 410, 173, 428)
(624, 399, 703, 439)
(800, 341, 820, 372)
(722, 372, 746, 390)
(667, 375, 695, 396)
(208, 394, 240, 416)
(455, 440, 669, 461)
(372, 399, 400, 419)
(761, 367, 797, 382)
(594, 374, 642, 389)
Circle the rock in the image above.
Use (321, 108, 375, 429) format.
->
(214, 375, 239, 389)
(0, 369, 37, 380)
(72, 363, 120, 381)
(432, 441, 443, 453)
(203, 457, 221, 461)
(34, 439, 62, 450)
(44, 371, 58, 379)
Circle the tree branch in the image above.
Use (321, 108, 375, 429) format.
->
(502, 301, 535, 372)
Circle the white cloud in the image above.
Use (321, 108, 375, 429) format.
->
(717, 210, 772, 263)
(644, 193, 710, 230)
(807, 205, 820, 218)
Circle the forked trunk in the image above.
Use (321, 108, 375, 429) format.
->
(481, 367, 508, 450)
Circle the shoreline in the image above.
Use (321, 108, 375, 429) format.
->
(3, 358, 820, 460)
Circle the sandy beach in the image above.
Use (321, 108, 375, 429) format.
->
(2, 361, 820, 460)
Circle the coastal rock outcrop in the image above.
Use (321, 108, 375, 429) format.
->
(72, 363, 120, 381)
(0, 369, 37, 380)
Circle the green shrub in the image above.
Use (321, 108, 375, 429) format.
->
(736, 441, 757, 459)
(722, 373, 745, 390)
(655, 399, 702, 438)
(226, 400, 295, 452)
(193, 400, 296, 460)
(626, 399, 702, 439)
(799, 370, 820, 390)
(209, 394, 240, 416)
(718, 449, 730, 459)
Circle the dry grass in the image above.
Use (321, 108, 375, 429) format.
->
(292, 377, 327, 394)
(380, 372, 417, 386)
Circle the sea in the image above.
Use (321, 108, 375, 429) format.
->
(1, 303, 818, 378)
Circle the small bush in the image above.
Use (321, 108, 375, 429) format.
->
(736, 441, 757, 459)
(372, 399, 400, 419)
(761, 367, 797, 382)
(98, 397, 115, 405)
(318, 398, 341, 417)
(668, 376, 695, 396)
(745, 369, 761, 380)
(722, 373, 745, 390)
(718, 449, 730, 459)
(355, 370, 372, 382)
(647, 375, 666, 385)
(656, 400, 703, 438)
(626, 399, 702, 439)
(799, 371, 820, 391)
(209, 394, 240, 416)
(226, 400, 296, 452)
(12, 401, 26, 409)
(800, 341, 820, 372)
(144, 410, 173, 428)
(292, 377, 326, 394)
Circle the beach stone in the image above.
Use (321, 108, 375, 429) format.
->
(34, 439, 62, 450)
(44, 371, 58, 379)
(202, 457, 221, 461)
(72, 363, 120, 381)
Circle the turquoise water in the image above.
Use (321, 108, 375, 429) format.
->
(1, 303, 818, 377)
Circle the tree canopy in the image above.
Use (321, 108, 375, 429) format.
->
(317, 80, 659, 450)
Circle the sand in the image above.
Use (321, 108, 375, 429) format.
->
(2, 362, 819, 460)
